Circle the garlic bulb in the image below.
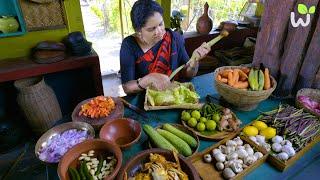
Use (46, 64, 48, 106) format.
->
(216, 162, 224, 171)
(277, 152, 289, 161)
(272, 135, 283, 144)
(219, 145, 227, 154)
(256, 135, 265, 144)
(261, 143, 271, 152)
(203, 154, 212, 163)
(244, 144, 251, 149)
(225, 146, 235, 154)
(272, 143, 282, 153)
(223, 168, 236, 179)
(281, 140, 292, 147)
(254, 152, 263, 160)
(249, 136, 257, 143)
(236, 146, 245, 151)
(282, 145, 296, 157)
(237, 149, 248, 159)
(214, 152, 226, 162)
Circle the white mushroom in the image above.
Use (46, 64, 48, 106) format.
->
(227, 152, 238, 160)
(203, 154, 212, 163)
(233, 137, 243, 146)
(237, 149, 248, 159)
(254, 152, 263, 160)
(272, 135, 283, 144)
(277, 152, 289, 161)
(226, 140, 238, 147)
(216, 162, 224, 171)
(223, 168, 236, 179)
(214, 152, 226, 162)
(245, 147, 254, 156)
(272, 143, 282, 153)
(212, 148, 222, 156)
(244, 155, 256, 165)
(230, 162, 243, 174)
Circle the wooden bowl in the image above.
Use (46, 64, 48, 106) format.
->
(214, 66, 277, 111)
(35, 122, 95, 164)
(149, 124, 200, 157)
(99, 118, 141, 149)
(72, 97, 124, 130)
(58, 139, 122, 180)
(117, 148, 200, 180)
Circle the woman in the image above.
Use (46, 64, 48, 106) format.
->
(120, 0, 210, 94)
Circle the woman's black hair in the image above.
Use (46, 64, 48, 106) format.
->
(130, 0, 164, 31)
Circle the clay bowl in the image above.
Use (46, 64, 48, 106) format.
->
(58, 139, 122, 180)
(72, 97, 124, 130)
(149, 124, 200, 157)
(99, 118, 141, 149)
(35, 122, 95, 164)
(117, 148, 200, 180)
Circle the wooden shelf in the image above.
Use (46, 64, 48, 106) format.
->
(0, 52, 103, 95)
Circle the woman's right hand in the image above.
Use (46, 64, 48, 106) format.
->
(140, 73, 171, 90)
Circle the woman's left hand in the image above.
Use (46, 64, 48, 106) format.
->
(192, 42, 211, 61)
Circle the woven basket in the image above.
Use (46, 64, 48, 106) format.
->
(14, 76, 62, 135)
(296, 88, 320, 117)
(213, 66, 277, 111)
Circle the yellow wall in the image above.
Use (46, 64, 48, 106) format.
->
(0, 0, 84, 60)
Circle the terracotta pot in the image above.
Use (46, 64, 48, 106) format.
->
(196, 2, 213, 34)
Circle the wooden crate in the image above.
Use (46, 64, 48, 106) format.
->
(188, 133, 268, 180)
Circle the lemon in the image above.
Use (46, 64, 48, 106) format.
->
(191, 110, 201, 120)
(243, 126, 259, 136)
(260, 127, 276, 139)
(252, 121, 268, 131)
(196, 122, 206, 131)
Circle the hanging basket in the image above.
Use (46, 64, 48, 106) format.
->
(14, 76, 62, 134)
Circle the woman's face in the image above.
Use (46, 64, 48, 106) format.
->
(140, 12, 165, 46)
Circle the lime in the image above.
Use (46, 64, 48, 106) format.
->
(206, 120, 217, 131)
(191, 110, 201, 120)
(252, 121, 268, 131)
(181, 111, 191, 121)
(242, 126, 259, 136)
(199, 117, 207, 123)
(260, 127, 276, 139)
(196, 122, 206, 131)
(212, 113, 221, 122)
(187, 118, 197, 127)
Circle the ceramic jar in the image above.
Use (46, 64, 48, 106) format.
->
(196, 2, 213, 34)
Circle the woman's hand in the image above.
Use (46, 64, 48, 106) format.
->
(192, 42, 211, 61)
(140, 73, 171, 90)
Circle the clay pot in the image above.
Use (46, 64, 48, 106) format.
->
(196, 2, 213, 34)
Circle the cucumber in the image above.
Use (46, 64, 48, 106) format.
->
(143, 124, 177, 151)
(157, 129, 192, 157)
(163, 124, 198, 148)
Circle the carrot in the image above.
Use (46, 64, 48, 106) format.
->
(227, 71, 235, 86)
(217, 74, 222, 81)
(232, 69, 240, 86)
(241, 67, 250, 75)
(221, 69, 233, 78)
(79, 96, 115, 118)
(239, 70, 248, 81)
(264, 68, 271, 90)
(221, 78, 228, 83)
(233, 81, 249, 89)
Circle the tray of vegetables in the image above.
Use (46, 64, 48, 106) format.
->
(144, 82, 202, 110)
(181, 102, 242, 140)
(189, 134, 268, 180)
(241, 104, 320, 171)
